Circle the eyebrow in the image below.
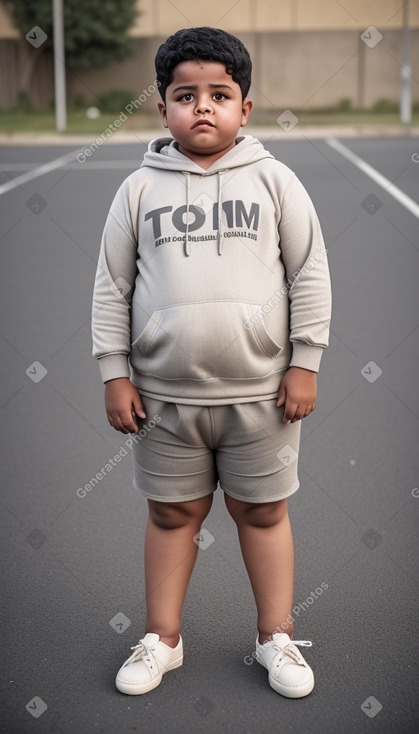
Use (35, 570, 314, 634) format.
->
(172, 84, 233, 93)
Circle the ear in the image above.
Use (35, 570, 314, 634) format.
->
(240, 97, 253, 127)
(157, 101, 168, 128)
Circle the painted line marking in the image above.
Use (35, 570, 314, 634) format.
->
(325, 137, 419, 219)
(0, 148, 82, 196)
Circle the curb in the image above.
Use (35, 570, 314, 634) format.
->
(0, 125, 418, 146)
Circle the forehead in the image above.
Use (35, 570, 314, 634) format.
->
(168, 59, 236, 89)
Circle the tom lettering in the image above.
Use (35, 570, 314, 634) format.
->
(145, 200, 260, 238)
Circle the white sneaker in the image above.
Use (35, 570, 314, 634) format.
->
(255, 632, 314, 698)
(115, 633, 183, 695)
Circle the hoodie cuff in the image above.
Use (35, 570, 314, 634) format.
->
(98, 354, 131, 383)
(289, 343, 324, 373)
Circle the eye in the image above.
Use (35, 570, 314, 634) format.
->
(213, 92, 227, 101)
(178, 93, 194, 102)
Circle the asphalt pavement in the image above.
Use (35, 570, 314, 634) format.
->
(1, 133, 418, 733)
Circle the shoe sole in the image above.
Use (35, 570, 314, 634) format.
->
(115, 656, 183, 695)
(268, 672, 314, 698)
(256, 655, 314, 698)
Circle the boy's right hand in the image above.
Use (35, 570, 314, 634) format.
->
(104, 377, 146, 434)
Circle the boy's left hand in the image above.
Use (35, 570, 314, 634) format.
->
(276, 366, 317, 424)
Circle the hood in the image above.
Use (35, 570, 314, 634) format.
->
(141, 134, 274, 173)
(140, 135, 274, 256)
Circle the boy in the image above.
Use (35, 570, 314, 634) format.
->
(91, 27, 331, 699)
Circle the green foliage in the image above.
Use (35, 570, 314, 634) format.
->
(97, 89, 136, 113)
(14, 91, 34, 112)
(3, 0, 139, 70)
(70, 93, 87, 110)
(371, 98, 399, 113)
(337, 98, 352, 112)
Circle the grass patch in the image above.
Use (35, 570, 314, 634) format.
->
(0, 108, 161, 135)
(0, 98, 418, 136)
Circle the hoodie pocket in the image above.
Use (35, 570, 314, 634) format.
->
(131, 301, 284, 381)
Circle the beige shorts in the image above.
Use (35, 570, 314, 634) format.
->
(131, 396, 301, 504)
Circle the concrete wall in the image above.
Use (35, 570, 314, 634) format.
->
(0, 0, 418, 110)
(2, 0, 417, 37)
(66, 29, 419, 116)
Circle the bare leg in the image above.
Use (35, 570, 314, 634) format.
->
(225, 495, 294, 644)
(144, 494, 213, 647)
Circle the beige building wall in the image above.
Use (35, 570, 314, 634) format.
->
(0, 0, 418, 110)
(1, 0, 418, 37)
(125, 0, 419, 35)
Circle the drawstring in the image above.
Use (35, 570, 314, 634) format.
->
(217, 170, 223, 255)
(183, 169, 224, 256)
(184, 172, 191, 256)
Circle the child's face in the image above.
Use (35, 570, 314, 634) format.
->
(157, 59, 253, 167)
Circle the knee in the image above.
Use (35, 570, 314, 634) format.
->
(225, 496, 288, 528)
(148, 495, 213, 530)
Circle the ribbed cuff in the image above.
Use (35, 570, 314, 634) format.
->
(98, 354, 131, 383)
(289, 343, 324, 373)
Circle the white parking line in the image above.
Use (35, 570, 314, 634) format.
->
(325, 137, 419, 219)
(0, 148, 81, 196)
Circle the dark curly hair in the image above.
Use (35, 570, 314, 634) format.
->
(155, 27, 252, 102)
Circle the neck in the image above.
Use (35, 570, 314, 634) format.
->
(177, 140, 237, 170)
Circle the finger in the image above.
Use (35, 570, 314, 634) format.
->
(291, 408, 305, 422)
(107, 411, 128, 431)
(122, 415, 139, 433)
(130, 413, 139, 432)
(282, 401, 298, 424)
(135, 400, 146, 419)
(114, 416, 133, 434)
(276, 390, 286, 407)
(116, 423, 131, 434)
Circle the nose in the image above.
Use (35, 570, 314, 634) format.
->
(195, 96, 213, 114)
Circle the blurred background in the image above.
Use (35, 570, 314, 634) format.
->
(0, 0, 418, 135)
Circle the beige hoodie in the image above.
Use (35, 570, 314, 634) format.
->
(91, 135, 332, 405)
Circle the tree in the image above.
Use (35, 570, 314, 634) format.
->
(4, 0, 139, 99)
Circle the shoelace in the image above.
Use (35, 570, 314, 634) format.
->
(271, 639, 312, 666)
(125, 641, 156, 666)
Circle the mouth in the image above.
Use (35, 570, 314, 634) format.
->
(192, 120, 215, 129)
